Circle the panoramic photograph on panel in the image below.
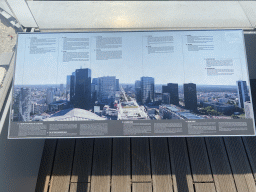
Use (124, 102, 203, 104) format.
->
(12, 66, 252, 122)
(9, 30, 256, 138)
(11, 30, 253, 124)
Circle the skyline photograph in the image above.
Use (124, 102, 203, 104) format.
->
(12, 31, 254, 124)
(9, 30, 256, 139)
(11, 64, 252, 123)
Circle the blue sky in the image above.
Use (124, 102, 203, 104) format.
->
(15, 30, 249, 86)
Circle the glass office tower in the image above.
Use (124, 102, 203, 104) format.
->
(162, 83, 179, 105)
(74, 68, 91, 110)
(98, 76, 116, 104)
(141, 77, 154, 104)
(184, 83, 197, 111)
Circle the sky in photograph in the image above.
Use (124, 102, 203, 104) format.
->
(14, 30, 249, 86)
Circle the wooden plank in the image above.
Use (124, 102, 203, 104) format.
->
(35, 139, 57, 192)
(205, 137, 237, 192)
(90, 138, 112, 192)
(71, 138, 94, 183)
(194, 183, 216, 192)
(69, 183, 90, 192)
(168, 138, 194, 192)
(131, 138, 151, 182)
(186, 138, 213, 182)
(224, 137, 256, 192)
(111, 138, 131, 192)
(132, 183, 152, 192)
(243, 137, 256, 180)
(49, 139, 76, 192)
(150, 138, 173, 192)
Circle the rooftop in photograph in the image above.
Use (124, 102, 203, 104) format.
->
(44, 108, 107, 121)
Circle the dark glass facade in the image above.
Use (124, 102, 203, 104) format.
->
(162, 83, 179, 105)
(70, 73, 75, 104)
(184, 83, 197, 111)
(116, 79, 119, 91)
(135, 80, 142, 103)
(74, 68, 91, 109)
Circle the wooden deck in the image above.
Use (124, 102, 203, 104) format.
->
(35, 136, 256, 192)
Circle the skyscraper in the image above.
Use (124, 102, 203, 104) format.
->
(46, 88, 54, 105)
(116, 79, 120, 91)
(60, 84, 64, 96)
(91, 78, 99, 104)
(237, 80, 249, 108)
(135, 80, 142, 103)
(162, 83, 179, 105)
(70, 73, 76, 104)
(162, 93, 170, 104)
(66, 75, 71, 101)
(184, 83, 197, 111)
(19, 88, 32, 121)
(98, 76, 116, 104)
(74, 68, 91, 109)
(141, 77, 154, 104)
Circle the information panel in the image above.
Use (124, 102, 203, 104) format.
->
(8, 30, 255, 138)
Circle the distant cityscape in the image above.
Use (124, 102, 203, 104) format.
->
(12, 68, 253, 122)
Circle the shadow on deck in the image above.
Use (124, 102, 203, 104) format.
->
(36, 136, 256, 192)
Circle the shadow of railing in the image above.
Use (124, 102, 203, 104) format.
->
(35, 135, 256, 192)
(0, 8, 23, 33)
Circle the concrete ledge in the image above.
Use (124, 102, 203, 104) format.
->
(28, 1, 253, 30)
(0, 52, 14, 113)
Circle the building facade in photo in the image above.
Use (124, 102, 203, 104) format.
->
(46, 88, 54, 105)
(91, 78, 99, 104)
(184, 83, 197, 111)
(66, 75, 71, 101)
(70, 72, 76, 103)
(116, 79, 119, 91)
(74, 68, 91, 110)
(19, 88, 32, 121)
(237, 80, 249, 108)
(141, 77, 154, 104)
(162, 93, 170, 104)
(98, 76, 116, 104)
(162, 83, 179, 105)
(135, 80, 142, 103)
